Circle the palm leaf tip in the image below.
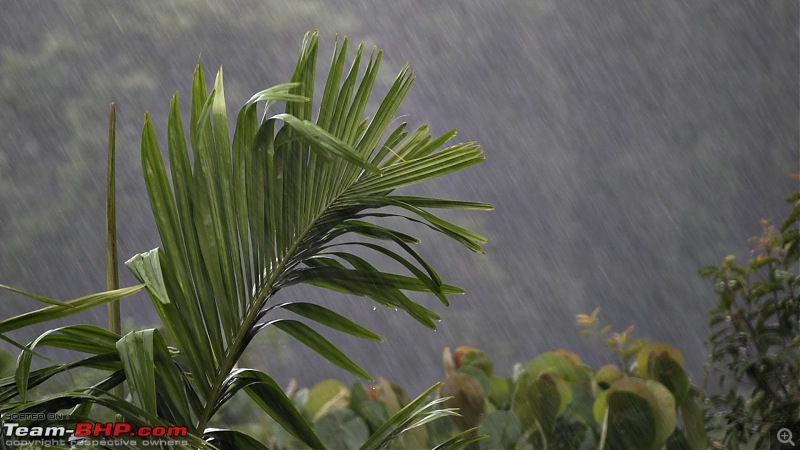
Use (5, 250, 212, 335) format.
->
(125, 250, 170, 305)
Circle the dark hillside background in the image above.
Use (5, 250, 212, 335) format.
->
(1, 0, 797, 392)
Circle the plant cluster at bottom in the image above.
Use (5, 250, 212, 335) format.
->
(264, 327, 706, 450)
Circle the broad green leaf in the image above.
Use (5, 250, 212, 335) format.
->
(680, 394, 708, 449)
(512, 371, 561, 440)
(441, 373, 485, 431)
(315, 408, 370, 449)
(605, 390, 657, 450)
(644, 379, 677, 447)
(525, 351, 590, 386)
(636, 343, 685, 379)
(478, 410, 522, 449)
(349, 380, 390, 430)
(639, 345, 690, 405)
(595, 378, 659, 450)
(304, 378, 349, 421)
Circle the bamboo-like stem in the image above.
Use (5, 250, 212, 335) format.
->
(106, 103, 120, 330)
(106, 103, 121, 398)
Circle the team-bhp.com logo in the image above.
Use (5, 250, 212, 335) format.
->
(2, 415, 189, 448)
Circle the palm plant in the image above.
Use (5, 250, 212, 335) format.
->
(1, 32, 490, 448)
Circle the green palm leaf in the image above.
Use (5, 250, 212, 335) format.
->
(0, 285, 143, 334)
(15, 325, 120, 401)
(125, 31, 489, 446)
(215, 368, 325, 449)
(116, 328, 192, 425)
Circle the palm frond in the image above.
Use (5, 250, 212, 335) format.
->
(122, 31, 489, 445)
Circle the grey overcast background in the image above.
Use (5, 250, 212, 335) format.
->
(0, 1, 797, 393)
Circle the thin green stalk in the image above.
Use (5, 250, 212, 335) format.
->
(597, 407, 609, 450)
(106, 103, 121, 397)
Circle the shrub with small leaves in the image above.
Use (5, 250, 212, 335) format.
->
(702, 190, 800, 449)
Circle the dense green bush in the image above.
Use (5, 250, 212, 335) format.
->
(702, 190, 800, 449)
(256, 312, 706, 450)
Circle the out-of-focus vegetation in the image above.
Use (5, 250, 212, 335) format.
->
(437, 333, 704, 450)
(213, 313, 706, 449)
(702, 191, 800, 449)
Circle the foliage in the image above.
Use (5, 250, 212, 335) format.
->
(263, 379, 486, 449)
(237, 312, 705, 449)
(2, 1, 795, 394)
(0, 32, 489, 449)
(0, 284, 142, 351)
(433, 317, 705, 450)
(702, 190, 800, 449)
(575, 308, 649, 369)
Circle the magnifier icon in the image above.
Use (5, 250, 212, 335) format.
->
(778, 428, 796, 446)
